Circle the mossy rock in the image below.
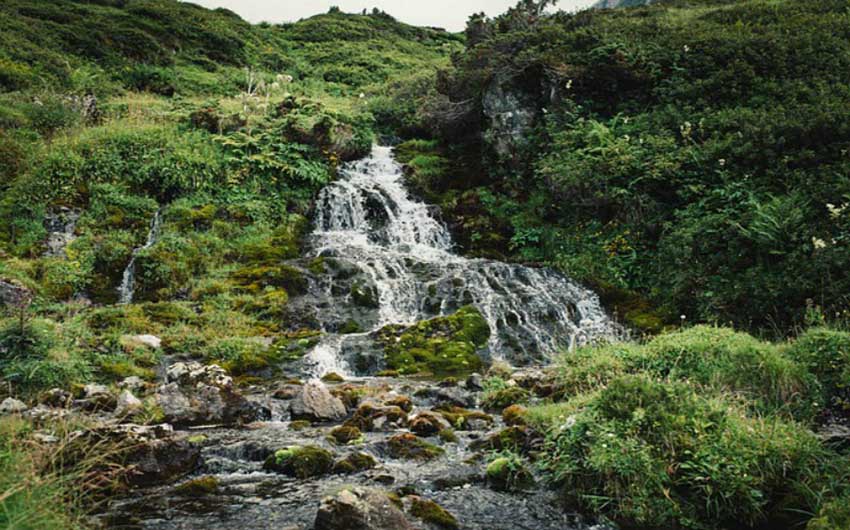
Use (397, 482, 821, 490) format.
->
(408, 496, 459, 530)
(289, 420, 311, 431)
(387, 433, 444, 461)
(591, 280, 671, 336)
(384, 395, 413, 413)
(438, 429, 459, 443)
(322, 372, 345, 383)
(339, 319, 362, 334)
(434, 405, 493, 431)
(377, 306, 490, 376)
(502, 404, 528, 426)
(175, 476, 219, 497)
(332, 452, 378, 474)
(471, 426, 536, 453)
(481, 386, 529, 411)
(350, 403, 408, 431)
(350, 281, 379, 308)
(486, 456, 535, 492)
(231, 264, 307, 295)
(329, 425, 362, 445)
(263, 445, 334, 478)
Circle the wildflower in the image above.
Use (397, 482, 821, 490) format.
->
(359, 93, 366, 99)
(683, 45, 691, 53)
(827, 203, 846, 219)
(812, 237, 827, 249)
(719, 159, 726, 166)
(565, 79, 573, 90)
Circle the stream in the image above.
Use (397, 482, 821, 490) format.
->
(99, 147, 620, 530)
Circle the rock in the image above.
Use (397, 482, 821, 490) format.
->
(386, 433, 444, 461)
(332, 452, 378, 474)
(0, 279, 32, 308)
(122, 334, 162, 349)
(155, 363, 267, 426)
(434, 406, 494, 431)
(264, 445, 335, 478)
(119, 376, 146, 393)
(0, 397, 28, 415)
(321, 372, 345, 383)
(384, 395, 413, 413)
(465, 373, 484, 391)
(290, 380, 347, 422)
(470, 426, 542, 453)
(75, 383, 116, 411)
(40, 388, 72, 407)
(315, 486, 414, 530)
(819, 422, 850, 451)
(43, 207, 81, 258)
(482, 73, 543, 160)
(434, 387, 474, 408)
(348, 403, 408, 432)
(405, 496, 459, 529)
(408, 411, 450, 436)
(481, 386, 529, 412)
(273, 384, 302, 400)
(115, 390, 143, 417)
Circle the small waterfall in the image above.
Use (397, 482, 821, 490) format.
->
(118, 210, 162, 305)
(306, 146, 621, 375)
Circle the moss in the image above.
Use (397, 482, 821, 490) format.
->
(486, 456, 534, 492)
(384, 395, 413, 413)
(438, 429, 458, 443)
(387, 433, 444, 461)
(187, 434, 208, 445)
(321, 372, 345, 383)
(409, 497, 459, 530)
(141, 302, 196, 325)
(263, 445, 334, 478)
(377, 306, 490, 376)
(332, 452, 377, 474)
(307, 257, 326, 275)
(376, 369, 400, 377)
(481, 386, 529, 412)
(231, 264, 307, 295)
(339, 319, 362, 334)
(175, 476, 219, 497)
(502, 404, 528, 426)
(591, 281, 671, 336)
(434, 405, 493, 430)
(289, 420, 311, 431)
(349, 403, 408, 431)
(329, 425, 362, 445)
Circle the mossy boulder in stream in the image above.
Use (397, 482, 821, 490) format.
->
(387, 433, 444, 461)
(374, 306, 490, 376)
(263, 445, 334, 478)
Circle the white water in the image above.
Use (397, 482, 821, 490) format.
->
(117, 210, 162, 305)
(307, 146, 620, 375)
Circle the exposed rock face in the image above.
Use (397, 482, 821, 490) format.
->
(122, 334, 162, 349)
(115, 390, 143, 417)
(155, 362, 269, 426)
(289, 379, 347, 422)
(114, 424, 202, 486)
(43, 207, 81, 257)
(0, 279, 32, 308)
(0, 397, 28, 415)
(482, 74, 540, 159)
(315, 487, 414, 530)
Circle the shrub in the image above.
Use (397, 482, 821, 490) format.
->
(788, 328, 850, 418)
(533, 376, 834, 530)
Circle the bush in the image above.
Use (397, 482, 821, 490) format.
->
(788, 328, 850, 418)
(534, 375, 835, 530)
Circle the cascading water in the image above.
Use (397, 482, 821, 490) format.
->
(117, 209, 162, 305)
(306, 146, 621, 375)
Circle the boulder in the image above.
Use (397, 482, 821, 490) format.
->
(115, 390, 143, 418)
(408, 411, 450, 437)
(404, 496, 459, 530)
(40, 388, 72, 407)
(264, 445, 334, 478)
(0, 279, 32, 308)
(119, 376, 146, 393)
(0, 397, 28, 415)
(315, 487, 414, 530)
(122, 334, 162, 349)
(119, 425, 202, 486)
(465, 373, 484, 391)
(290, 379, 346, 422)
(75, 383, 116, 411)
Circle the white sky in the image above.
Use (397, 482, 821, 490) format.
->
(184, 1, 598, 32)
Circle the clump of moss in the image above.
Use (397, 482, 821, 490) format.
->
(321, 372, 345, 383)
(434, 405, 493, 431)
(384, 395, 413, 413)
(387, 433, 444, 461)
(482, 386, 529, 412)
(348, 403, 408, 431)
(263, 446, 334, 478)
(502, 404, 528, 426)
(350, 281, 379, 308)
(329, 425, 362, 445)
(175, 476, 219, 497)
(332, 452, 378, 474)
(289, 420, 311, 431)
(408, 496, 459, 529)
(339, 319, 362, 334)
(376, 306, 490, 376)
(438, 429, 458, 443)
(486, 455, 534, 492)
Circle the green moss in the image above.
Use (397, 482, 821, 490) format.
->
(231, 264, 307, 295)
(481, 386, 529, 412)
(350, 281, 379, 308)
(501, 404, 528, 426)
(486, 455, 534, 492)
(437, 429, 458, 443)
(307, 257, 326, 275)
(328, 425, 362, 445)
(263, 446, 334, 478)
(434, 405, 493, 431)
(387, 433, 444, 461)
(289, 420, 311, 431)
(331, 452, 377, 474)
(321, 372, 345, 383)
(339, 319, 362, 334)
(377, 306, 490, 376)
(175, 476, 219, 497)
(409, 497, 459, 530)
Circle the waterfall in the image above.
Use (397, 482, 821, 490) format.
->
(306, 146, 621, 375)
(117, 210, 162, 305)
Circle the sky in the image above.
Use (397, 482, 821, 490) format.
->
(185, 1, 598, 32)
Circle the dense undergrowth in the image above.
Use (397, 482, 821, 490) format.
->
(388, 0, 850, 334)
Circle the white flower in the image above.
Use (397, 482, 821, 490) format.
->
(827, 203, 847, 219)
(812, 237, 827, 250)
(566, 79, 573, 90)
(680, 315, 687, 321)
(719, 159, 726, 166)
(359, 93, 366, 99)
(683, 45, 691, 53)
